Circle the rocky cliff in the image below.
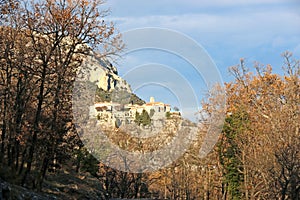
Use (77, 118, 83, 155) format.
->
(83, 53, 132, 93)
(82, 53, 145, 105)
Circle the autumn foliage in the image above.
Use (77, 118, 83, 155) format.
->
(0, 0, 122, 191)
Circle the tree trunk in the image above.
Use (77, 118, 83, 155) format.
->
(22, 64, 47, 187)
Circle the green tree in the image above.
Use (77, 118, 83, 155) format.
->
(165, 111, 171, 118)
(149, 109, 155, 117)
(135, 110, 151, 126)
(218, 112, 247, 200)
(141, 110, 151, 126)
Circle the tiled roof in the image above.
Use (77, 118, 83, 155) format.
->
(145, 102, 169, 106)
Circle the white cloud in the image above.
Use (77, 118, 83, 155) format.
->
(107, 0, 299, 9)
(109, 9, 300, 49)
(113, 11, 300, 33)
(105, 0, 300, 54)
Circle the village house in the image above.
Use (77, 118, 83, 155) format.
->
(90, 97, 173, 127)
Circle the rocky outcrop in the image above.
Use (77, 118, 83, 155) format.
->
(83, 53, 131, 93)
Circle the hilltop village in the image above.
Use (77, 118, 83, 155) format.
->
(90, 97, 181, 127)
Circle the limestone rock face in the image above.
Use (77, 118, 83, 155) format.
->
(83, 53, 131, 93)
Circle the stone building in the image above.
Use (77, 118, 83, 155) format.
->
(90, 97, 173, 127)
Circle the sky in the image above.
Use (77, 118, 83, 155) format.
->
(101, 0, 300, 121)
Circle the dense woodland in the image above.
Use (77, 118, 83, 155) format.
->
(0, 0, 299, 199)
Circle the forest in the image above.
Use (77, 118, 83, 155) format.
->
(0, 0, 299, 199)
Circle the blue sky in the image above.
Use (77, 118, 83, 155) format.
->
(102, 0, 300, 121)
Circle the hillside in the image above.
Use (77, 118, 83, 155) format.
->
(1, 170, 107, 199)
(95, 87, 145, 105)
